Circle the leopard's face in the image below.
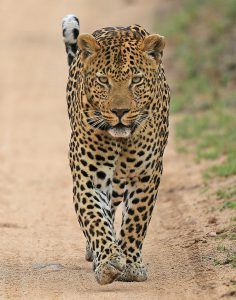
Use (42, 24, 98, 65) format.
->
(78, 31, 165, 138)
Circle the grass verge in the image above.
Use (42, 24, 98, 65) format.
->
(156, 0, 236, 179)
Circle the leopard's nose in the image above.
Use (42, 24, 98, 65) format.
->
(111, 108, 130, 118)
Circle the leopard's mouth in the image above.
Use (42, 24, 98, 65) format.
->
(108, 123, 131, 138)
(86, 112, 133, 138)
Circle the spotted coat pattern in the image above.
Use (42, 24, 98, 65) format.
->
(62, 15, 170, 285)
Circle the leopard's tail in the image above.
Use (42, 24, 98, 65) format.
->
(62, 14, 80, 66)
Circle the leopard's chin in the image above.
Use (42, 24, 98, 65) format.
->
(108, 124, 131, 138)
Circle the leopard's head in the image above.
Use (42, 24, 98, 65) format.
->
(78, 26, 165, 138)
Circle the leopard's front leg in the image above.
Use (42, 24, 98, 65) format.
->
(117, 168, 162, 282)
(69, 135, 125, 285)
(85, 174, 127, 263)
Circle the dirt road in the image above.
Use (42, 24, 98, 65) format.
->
(0, 1, 235, 299)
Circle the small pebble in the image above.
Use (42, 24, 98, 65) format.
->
(207, 231, 217, 237)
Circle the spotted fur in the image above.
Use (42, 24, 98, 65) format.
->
(62, 14, 170, 285)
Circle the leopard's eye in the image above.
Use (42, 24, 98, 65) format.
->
(97, 75, 109, 85)
(131, 75, 143, 84)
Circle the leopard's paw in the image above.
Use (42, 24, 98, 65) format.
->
(116, 262, 148, 282)
(95, 253, 126, 285)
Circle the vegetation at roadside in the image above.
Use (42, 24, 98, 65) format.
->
(217, 186, 236, 201)
(214, 243, 236, 268)
(217, 185, 236, 211)
(156, 0, 236, 178)
(156, 0, 236, 270)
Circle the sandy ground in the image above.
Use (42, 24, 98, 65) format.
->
(0, 0, 235, 299)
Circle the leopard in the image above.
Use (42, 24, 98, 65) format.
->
(62, 14, 170, 285)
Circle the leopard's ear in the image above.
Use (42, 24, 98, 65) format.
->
(77, 34, 100, 61)
(141, 34, 165, 62)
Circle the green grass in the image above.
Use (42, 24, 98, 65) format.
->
(229, 255, 236, 268)
(213, 259, 221, 266)
(229, 233, 236, 241)
(216, 230, 236, 241)
(216, 186, 236, 201)
(215, 244, 236, 268)
(216, 245, 228, 252)
(217, 188, 236, 226)
(156, 0, 236, 178)
(221, 201, 236, 210)
(176, 110, 236, 177)
(213, 253, 236, 268)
